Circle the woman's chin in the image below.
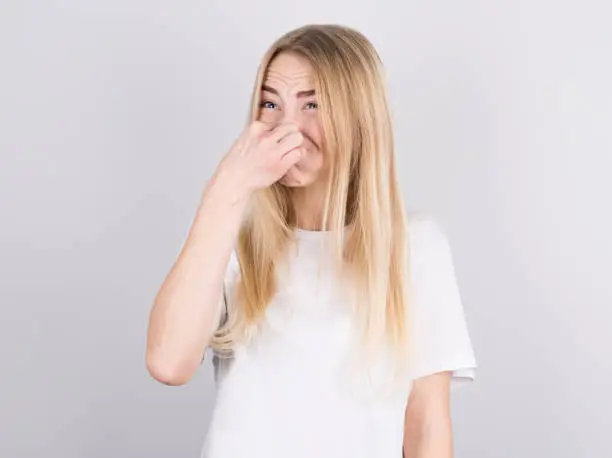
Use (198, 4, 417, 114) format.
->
(278, 164, 325, 188)
(278, 169, 304, 187)
(278, 174, 303, 187)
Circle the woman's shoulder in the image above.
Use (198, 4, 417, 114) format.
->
(405, 210, 451, 254)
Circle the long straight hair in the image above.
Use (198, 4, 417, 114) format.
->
(211, 24, 411, 378)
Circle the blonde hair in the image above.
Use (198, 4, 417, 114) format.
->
(211, 24, 411, 379)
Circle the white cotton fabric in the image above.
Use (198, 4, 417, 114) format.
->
(200, 214, 477, 458)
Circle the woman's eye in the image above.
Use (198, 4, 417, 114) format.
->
(305, 101, 318, 110)
(260, 100, 277, 110)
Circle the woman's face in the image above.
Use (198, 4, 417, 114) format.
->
(258, 52, 326, 188)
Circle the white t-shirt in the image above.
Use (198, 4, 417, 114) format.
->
(200, 214, 476, 458)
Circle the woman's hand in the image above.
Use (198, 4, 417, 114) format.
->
(216, 121, 304, 196)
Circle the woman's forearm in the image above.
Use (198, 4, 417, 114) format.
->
(403, 425, 453, 458)
(403, 372, 454, 458)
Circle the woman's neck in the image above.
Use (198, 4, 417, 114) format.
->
(289, 184, 328, 231)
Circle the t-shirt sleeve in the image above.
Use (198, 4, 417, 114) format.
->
(218, 248, 240, 328)
(407, 214, 477, 386)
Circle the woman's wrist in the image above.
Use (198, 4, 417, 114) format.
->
(207, 164, 253, 208)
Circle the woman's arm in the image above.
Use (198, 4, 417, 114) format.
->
(145, 121, 304, 387)
(403, 372, 453, 458)
(145, 169, 250, 386)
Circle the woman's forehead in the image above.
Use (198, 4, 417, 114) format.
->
(263, 53, 315, 92)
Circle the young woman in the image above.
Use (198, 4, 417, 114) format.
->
(146, 24, 476, 458)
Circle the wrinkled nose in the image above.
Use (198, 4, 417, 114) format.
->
(277, 107, 303, 131)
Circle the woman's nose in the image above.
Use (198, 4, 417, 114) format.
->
(278, 107, 302, 128)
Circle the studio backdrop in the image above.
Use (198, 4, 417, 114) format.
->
(1, 1, 610, 457)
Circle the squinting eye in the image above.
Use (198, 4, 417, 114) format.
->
(305, 101, 318, 110)
(260, 100, 278, 110)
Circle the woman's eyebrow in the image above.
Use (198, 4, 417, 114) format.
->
(261, 84, 278, 95)
(261, 85, 315, 98)
(297, 89, 316, 98)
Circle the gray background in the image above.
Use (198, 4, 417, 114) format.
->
(1, 1, 610, 457)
